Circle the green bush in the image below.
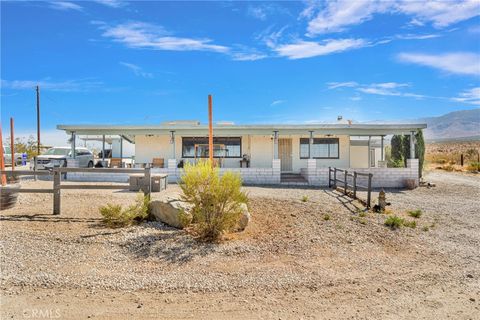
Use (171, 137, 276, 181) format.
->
(466, 162, 480, 172)
(403, 220, 417, 228)
(301, 195, 308, 202)
(100, 193, 149, 227)
(180, 160, 248, 242)
(408, 209, 422, 218)
(384, 215, 404, 230)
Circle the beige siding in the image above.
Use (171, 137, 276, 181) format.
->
(249, 135, 273, 168)
(350, 145, 369, 168)
(135, 134, 351, 170)
(135, 135, 172, 164)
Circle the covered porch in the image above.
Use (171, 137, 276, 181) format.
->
(57, 122, 426, 187)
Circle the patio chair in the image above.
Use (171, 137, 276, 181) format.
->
(152, 158, 164, 168)
(110, 158, 123, 168)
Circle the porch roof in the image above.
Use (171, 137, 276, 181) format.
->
(57, 122, 427, 138)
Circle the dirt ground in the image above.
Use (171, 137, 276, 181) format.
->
(1, 171, 479, 319)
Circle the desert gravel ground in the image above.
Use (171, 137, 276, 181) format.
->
(1, 171, 479, 319)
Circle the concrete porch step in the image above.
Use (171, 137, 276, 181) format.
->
(281, 173, 307, 184)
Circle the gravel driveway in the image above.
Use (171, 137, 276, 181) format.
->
(1, 171, 479, 319)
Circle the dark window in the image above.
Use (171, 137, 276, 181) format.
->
(300, 138, 339, 159)
(182, 137, 241, 158)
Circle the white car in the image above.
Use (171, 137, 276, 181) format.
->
(32, 147, 94, 170)
(3, 146, 23, 166)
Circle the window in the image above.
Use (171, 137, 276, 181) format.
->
(182, 137, 241, 158)
(300, 138, 339, 159)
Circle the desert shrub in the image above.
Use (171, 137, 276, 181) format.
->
(301, 195, 308, 202)
(323, 214, 331, 221)
(385, 215, 404, 229)
(180, 160, 248, 242)
(388, 158, 404, 168)
(403, 220, 417, 228)
(442, 165, 454, 172)
(359, 212, 367, 218)
(466, 162, 480, 172)
(422, 226, 429, 232)
(100, 193, 149, 227)
(436, 159, 447, 164)
(408, 209, 422, 218)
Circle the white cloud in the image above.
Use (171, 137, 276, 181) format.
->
(304, 0, 389, 35)
(275, 38, 367, 59)
(327, 81, 358, 89)
(271, 100, 286, 106)
(119, 62, 153, 78)
(1, 78, 103, 92)
(396, 0, 480, 28)
(100, 21, 229, 53)
(452, 87, 480, 105)
(231, 52, 268, 61)
(49, 1, 83, 11)
(93, 0, 126, 8)
(327, 81, 427, 99)
(247, 6, 268, 20)
(303, 0, 480, 35)
(397, 52, 480, 76)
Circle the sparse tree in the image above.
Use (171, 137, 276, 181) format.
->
(415, 130, 425, 177)
(389, 135, 404, 167)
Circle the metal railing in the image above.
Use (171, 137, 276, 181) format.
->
(328, 167, 373, 208)
(1, 167, 166, 215)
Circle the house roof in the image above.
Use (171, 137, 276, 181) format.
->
(57, 123, 426, 139)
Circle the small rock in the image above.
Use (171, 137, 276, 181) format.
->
(469, 298, 475, 302)
(377, 288, 381, 293)
(466, 274, 474, 279)
(236, 203, 251, 231)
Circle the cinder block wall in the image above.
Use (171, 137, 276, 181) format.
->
(306, 159, 419, 188)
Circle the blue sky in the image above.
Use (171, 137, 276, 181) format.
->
(1, 0, 479, 143)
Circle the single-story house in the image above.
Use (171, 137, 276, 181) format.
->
(57, 120, 426, 187)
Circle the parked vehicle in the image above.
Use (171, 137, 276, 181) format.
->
(2, 146, 23, 166)
(31, 147, 94, 170)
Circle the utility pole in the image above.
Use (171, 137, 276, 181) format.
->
(36, 85, 41, 155)
(208, 94, 213, 167)
(10, 117, 14, 171)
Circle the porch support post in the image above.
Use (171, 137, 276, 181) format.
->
(410, 131, 415, 159)
(273, 131, 279, 159)
(367, 135, 371, 168)
(119, 136, 123, 167)
(102, 135, 106, 161)
(71, 132, 76, 159)
(381, 135, 384, 161)
(170, 131, 176, 159)
(309, 131, 314, 159)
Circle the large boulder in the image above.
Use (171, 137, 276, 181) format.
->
(236, 203, 250, 231)
(149, 198, 192, 229)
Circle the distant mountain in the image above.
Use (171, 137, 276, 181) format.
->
(420, 109, 480, 141)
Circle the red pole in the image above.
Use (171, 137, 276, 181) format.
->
(0, 124, 6, 185)
(208, 94, 213, 167)
(10, 117, 14, 171)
